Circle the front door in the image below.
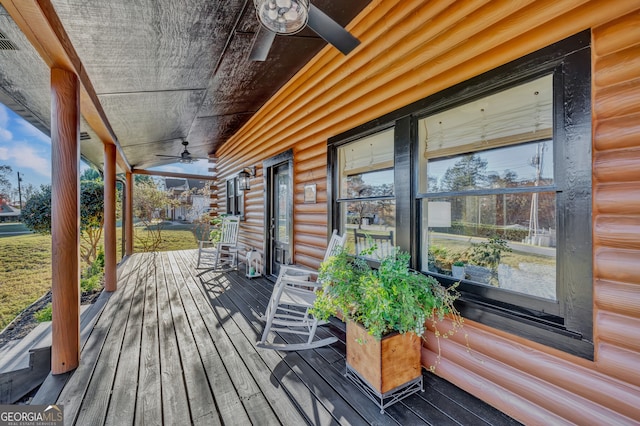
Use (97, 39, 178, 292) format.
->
(265, 154, 293, 278)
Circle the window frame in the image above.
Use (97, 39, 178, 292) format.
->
(225, 177, 244, 218)
(328, 31, 593, 359)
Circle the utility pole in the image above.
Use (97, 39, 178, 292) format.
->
(17, 171, 22, 209)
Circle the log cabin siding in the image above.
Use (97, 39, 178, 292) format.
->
(213, 1, 640, 423)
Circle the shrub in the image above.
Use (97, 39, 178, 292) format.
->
(34, 303, 52, 322)
(81, 275, 102, 293)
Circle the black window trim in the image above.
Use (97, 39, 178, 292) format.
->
(225, 177, 244, 219)
(328, 30, 593, 360)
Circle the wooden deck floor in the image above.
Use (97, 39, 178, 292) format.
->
(44, 250, 520, 425)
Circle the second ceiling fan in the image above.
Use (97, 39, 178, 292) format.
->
(249, 0, 361, 61)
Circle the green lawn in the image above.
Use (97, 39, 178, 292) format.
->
(0, 225, 201, 330)
(0, 234, 52, 329)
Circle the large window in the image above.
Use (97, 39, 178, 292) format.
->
(419, 75, 559, 305)
(336, 128, 396, 258)
(329, 32, 593, 358)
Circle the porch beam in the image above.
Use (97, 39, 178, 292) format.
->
(103, 143, 117, 291)
(50, 67, 80, 375)
(133, 168, 216, 181)
(0, 0, 131, 173)
(125, 172, 134, 256)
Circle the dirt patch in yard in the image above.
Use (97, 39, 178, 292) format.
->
(0, 289, 102, 351)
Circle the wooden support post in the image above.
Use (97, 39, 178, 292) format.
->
(50, 68, 80, 374)
(125, 171, 134, 256)
(104, 143, 117, 291)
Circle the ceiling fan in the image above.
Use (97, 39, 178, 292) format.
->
(249, 0, 361, 61)
(155, 140, 206, 164)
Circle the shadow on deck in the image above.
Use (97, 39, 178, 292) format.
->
(32, 250, 520, 425)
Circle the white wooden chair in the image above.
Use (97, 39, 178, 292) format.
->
(196, 215, 240, 270)
(256, 230, 347, 351)
(353, 229, 394, 260)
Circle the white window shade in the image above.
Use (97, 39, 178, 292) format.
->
(340, 128, 394, 176)
(419, 75, 553, 158)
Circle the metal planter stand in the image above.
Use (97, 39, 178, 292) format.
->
(345, 363, 423, 414)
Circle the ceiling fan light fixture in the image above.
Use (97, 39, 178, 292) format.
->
(254, 0, 309, 34)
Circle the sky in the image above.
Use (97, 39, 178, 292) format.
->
(0, 102, 211, 200)
(0, 103, 52, 192)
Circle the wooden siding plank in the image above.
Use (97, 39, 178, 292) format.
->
(596, 311, 640, 353)
(594, 44, 640, 88)
(594, 215, 640, 250)
(593, 113, 640, 151)
(594, 183, 640, 215)
(593, 11, 640, 56)
(423, 324, 640, 424)
(594, 148, 640, 183)
(594, 247, 640, 283)
(593, 343, 640, 389)
(594, 79, 640, 120)
(164, 253, 246, 424)
(594, 279, 640, 318)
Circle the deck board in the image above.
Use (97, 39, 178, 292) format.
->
(156, 254, 191, 426)
(161, 252, 223, 425)
(104, 256, 146, 426)
(174, 250, 305, 426)
(49, 250, 521, 426)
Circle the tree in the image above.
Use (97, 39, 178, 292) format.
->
(133, 179, 178, 251)
(81, 167, 101, 182)
(441, 154, 488, 192)
(21, 184, 51, 234)
(0, 165, 12, 201)
(22, 180, 105, 266)
(80, 179, 105, 265)
(22, 183, 36, 204)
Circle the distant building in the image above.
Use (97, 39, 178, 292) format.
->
(162, 177, 209, 222)
(0, 198, 20, 222)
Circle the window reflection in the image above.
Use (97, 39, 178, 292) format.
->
(422, 192, 557, 300)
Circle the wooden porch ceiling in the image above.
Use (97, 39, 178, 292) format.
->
(38, 250, 520, 425)
(0, 0, 371, 171)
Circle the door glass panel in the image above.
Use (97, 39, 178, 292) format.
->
(275, 166, 290, 244)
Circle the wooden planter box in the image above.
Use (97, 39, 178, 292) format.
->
(346, 320, 422, 399)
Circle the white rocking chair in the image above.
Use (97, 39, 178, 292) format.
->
(196, 215, 240, 270)
(257, 230, 346, 351)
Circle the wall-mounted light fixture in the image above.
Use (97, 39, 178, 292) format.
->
(238, 166, 256, 191)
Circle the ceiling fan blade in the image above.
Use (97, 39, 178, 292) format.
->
(249, 26, 277, 61)
(307, 4, 360, 56)
(155, 155, 182, 159)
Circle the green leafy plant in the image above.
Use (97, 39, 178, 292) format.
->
(453, 260, 465, 267)
(81, 274, 102, 293)
(34, 303, 52, 322)
(312, 247, 463, 343)
(466, 237, 511, 270)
